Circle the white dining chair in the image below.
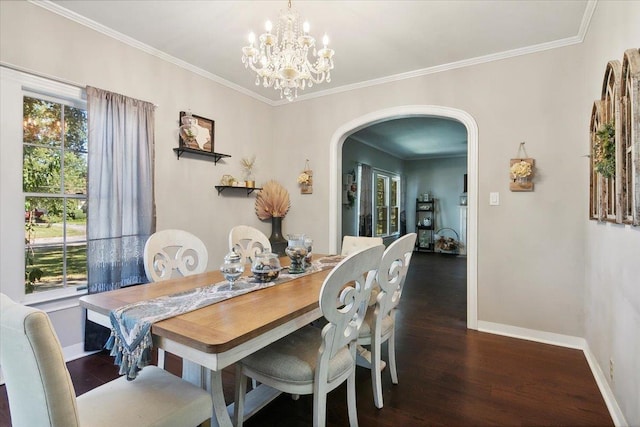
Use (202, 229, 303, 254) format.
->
(233, 244, 385, 427)
(0, 293, 213, 427)
(144, 229, 208, 282)
(228, 225, 272, 264)
(357, 232, 417, 409)
(143, 229, 208, 368)
(340, 235, 383, 256)
(341, 235, 385, 317)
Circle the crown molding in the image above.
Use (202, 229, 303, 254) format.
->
(29, 0, 278, 106)
(31, 0, 597, 106)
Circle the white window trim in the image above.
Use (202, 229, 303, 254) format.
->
(1, 66, 87, 307)
(372, 169, 401, 238)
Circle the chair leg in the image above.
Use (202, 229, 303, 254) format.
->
(313, 385, 328, 427)
(233, 365, 247, 427)
(371, 335, 384, 409)
(389, 329, 398, 384)
(347, 369, 359, 427)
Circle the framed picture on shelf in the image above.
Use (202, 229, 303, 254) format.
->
(178, 111, 215, 153)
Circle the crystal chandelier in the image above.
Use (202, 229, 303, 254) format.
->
(241, 0, 335, 101)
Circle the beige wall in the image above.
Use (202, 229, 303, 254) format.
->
(272, 44, 589, 336)
(580, 2, 640, 425)
(1, 1, 638, 423)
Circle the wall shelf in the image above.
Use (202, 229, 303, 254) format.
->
(214, 185, 261, 196)
(173, 147, 231, 164)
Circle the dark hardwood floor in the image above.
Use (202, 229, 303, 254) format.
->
(0, 252, 612, 426)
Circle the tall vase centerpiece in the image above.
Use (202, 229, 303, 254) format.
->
(269, 216, 287, 256)
(255, 180, 290, 256)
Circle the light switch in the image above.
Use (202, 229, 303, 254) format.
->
(489, 192, 500, 206)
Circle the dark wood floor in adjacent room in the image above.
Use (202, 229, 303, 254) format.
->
(0, 252, 612, 426)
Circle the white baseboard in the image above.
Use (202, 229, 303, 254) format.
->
(478, 320, 586, 349)
(477, 321, 627, 427)
(583, 345, 628, 427)
(62, 342, 100, 362)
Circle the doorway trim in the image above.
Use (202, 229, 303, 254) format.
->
(328, 105, 478, 330)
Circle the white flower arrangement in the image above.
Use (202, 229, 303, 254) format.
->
(240, 156, 256, 180)
(510, 160, 532, 179)
(297, 172, 311, 185)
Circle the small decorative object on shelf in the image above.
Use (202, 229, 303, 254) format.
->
(510, 142, 535, 192)
(174, 111, 230, 163)
(220, 174, 236, 186)
(297, 159, 313, 194)
(178, 111, 214, 153)
(179, 111, 199, 149)
(241, 155, 256, 188)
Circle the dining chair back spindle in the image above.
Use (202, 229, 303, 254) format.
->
(233, 244, 385, 427)
(228, 225, 272, 264)
(143, 229, 208, 282)
(0, 293, 213, 427)
(357, 232, 417, 408)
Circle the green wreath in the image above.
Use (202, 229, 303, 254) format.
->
(594, 122, 615, 178)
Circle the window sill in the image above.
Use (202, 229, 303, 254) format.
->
(22, 285, 88, 311)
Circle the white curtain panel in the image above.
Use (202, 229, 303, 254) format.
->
(85, 86, 155, 293)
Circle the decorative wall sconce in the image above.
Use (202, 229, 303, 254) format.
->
(510, 142, 535, 192)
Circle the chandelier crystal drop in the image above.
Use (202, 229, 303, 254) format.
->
(241, 0, 335, 101)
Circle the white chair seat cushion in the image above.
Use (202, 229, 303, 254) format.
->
(77, 366, 212, 427)
(359, 310, 394, 338)
(241, 325, 353, 385)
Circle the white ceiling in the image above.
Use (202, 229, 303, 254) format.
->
(42, 0, 594, 158)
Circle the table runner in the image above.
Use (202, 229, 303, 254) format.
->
(106, 256, 344, 380)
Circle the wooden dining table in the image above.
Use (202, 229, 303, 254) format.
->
(79, 255, 334, 427)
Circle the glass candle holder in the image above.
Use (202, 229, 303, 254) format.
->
(303, 237, 313, 269)
(285, 234, 307, 274)
(251, 252, 281, 283)
(220, 251, 244, 290)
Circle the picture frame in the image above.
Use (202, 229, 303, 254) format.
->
(178, 111, 215, 153)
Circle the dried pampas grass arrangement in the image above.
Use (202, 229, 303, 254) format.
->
(255, 180, 290, 220)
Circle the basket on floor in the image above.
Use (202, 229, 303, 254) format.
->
(434, 228, 460, 255)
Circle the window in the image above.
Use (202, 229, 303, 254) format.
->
(373, 170, 401, 237)
(23, 93, 88, 294)
(589, 51, 640, 225)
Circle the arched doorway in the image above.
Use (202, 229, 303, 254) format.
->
(328, 105, 478, 329)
